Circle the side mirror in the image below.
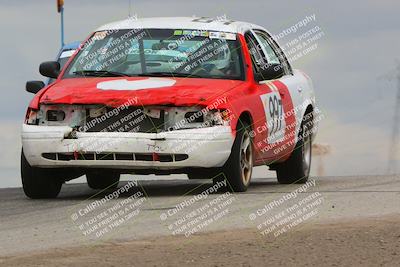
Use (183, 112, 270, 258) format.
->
(254, 63, 284, 82)
(39, 61, 60, 79)
(26, 81, 45, 94)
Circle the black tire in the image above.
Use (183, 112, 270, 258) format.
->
(21, 150, 63, 199)
(86, 170, 120, 190)
(221, 122, 253, 192)
(276, 114, 313, 184)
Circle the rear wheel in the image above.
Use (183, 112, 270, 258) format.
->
(221, 122, 253, 192)
(86, 170, 120, 190)
(276, 115, 312, 184)
(21, 150, 63, 199)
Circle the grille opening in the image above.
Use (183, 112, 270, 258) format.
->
(42, 153, 56, 160)
(42, 153, 188, 162)
(58, 153, 73, 161)
(135, 154, 153, 161)
(115, 153, 134, 161)
(80, 153, 95, 160)
(175, 154, 189, 161)
(97, 153, 114, 160)
(159, 154, 174, 162)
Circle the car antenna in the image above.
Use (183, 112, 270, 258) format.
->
(128, 0, 132, 18)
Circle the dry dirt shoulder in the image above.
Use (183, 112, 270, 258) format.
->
(1, 216, 399, 267)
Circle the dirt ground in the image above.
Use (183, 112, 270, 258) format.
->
(1, 216, 399, 267)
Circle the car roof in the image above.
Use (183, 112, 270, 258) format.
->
(96, 17, 266, 34)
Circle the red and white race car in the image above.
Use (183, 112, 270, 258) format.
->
(22, 17, 317, 198)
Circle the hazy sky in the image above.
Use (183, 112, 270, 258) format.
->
(0, 0, 399, 186)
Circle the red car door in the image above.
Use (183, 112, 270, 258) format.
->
(244, 31, 297, 164)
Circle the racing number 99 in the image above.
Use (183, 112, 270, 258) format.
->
(269, 95, 283, 135)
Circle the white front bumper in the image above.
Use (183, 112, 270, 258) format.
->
(21, 124, 234, 170)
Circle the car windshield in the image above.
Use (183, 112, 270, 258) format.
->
(64, 29, 244, 80)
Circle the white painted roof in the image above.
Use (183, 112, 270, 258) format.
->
(96, 17, 266, 34)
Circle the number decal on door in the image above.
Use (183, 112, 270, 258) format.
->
(260, 92, 286, 144)
(269, 94, 283, 136)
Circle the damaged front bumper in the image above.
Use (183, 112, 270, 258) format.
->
(21, 124, 234, 170)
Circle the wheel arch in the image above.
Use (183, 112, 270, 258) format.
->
(236, 111, 253, 131)
(304, 104, 314, 120)
(302, 104, 316, 142)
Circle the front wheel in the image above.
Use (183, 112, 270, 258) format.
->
(21, 150, 63, 199)
(222, 122, 253, 192)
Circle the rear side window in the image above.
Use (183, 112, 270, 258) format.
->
(254, 33, 280, 65)
(245, 32, 265, 74)
(254, 30, 292, 75)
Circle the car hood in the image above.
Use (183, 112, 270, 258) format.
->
(39, 77, 244, 108)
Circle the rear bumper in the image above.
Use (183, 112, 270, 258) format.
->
(21, 124, 234, 170)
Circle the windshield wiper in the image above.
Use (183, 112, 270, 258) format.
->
(138, 72, 203, 78)
(73, 70, 131, 77)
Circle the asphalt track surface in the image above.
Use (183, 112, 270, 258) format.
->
(0, 175, 399, 261)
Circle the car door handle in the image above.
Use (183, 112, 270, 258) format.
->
(298, 87, 303, 93)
